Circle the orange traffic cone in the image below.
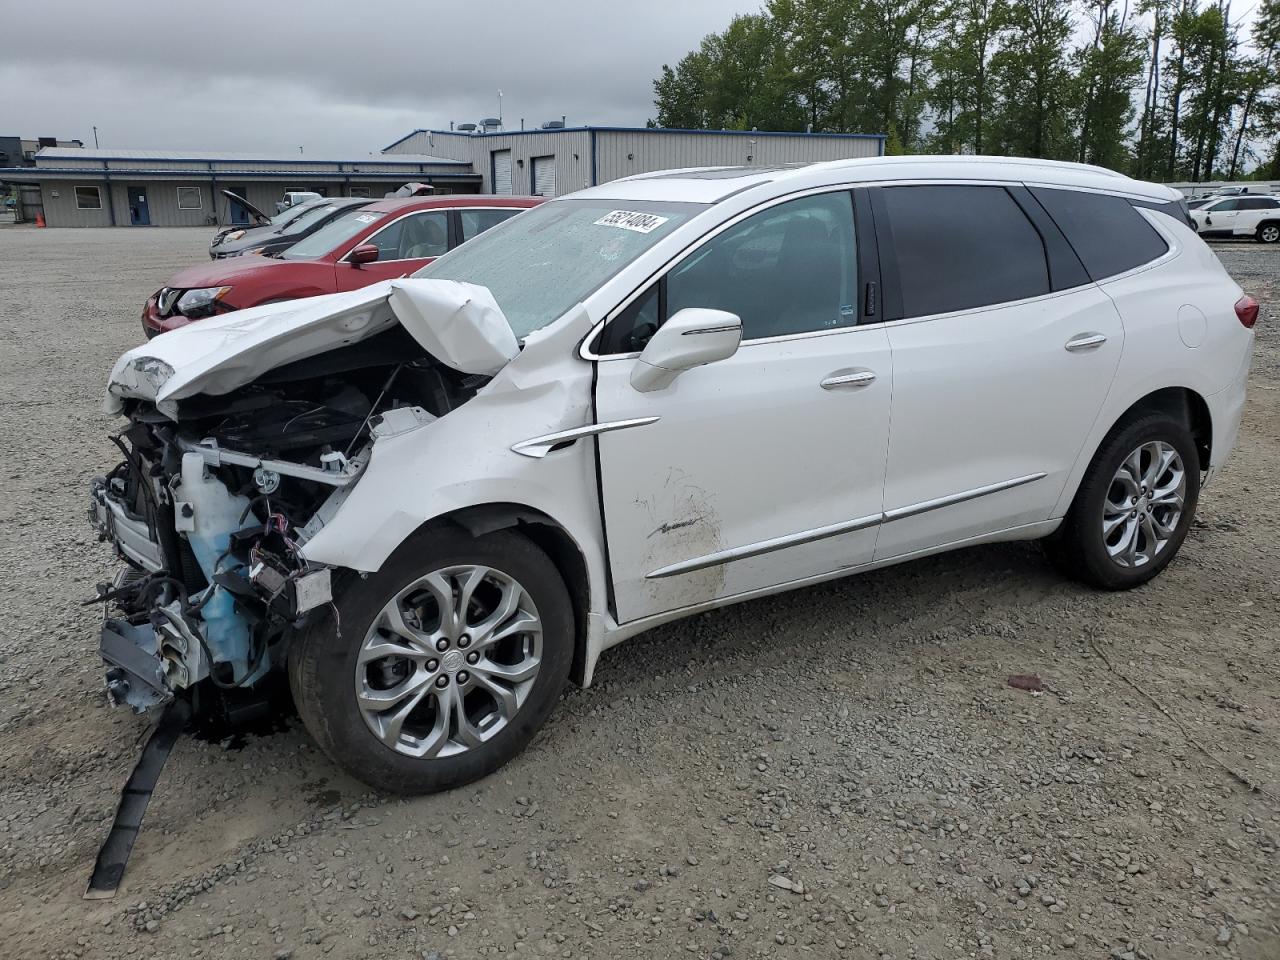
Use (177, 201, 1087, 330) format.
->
(35, 213, 46, 227)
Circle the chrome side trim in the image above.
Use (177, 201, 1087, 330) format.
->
(646, 512, 882, 579)
(881, 472, 1047, 522)
(681, 324, 740, 336)
(511, 416, 660, 459)
(644, 472, 1048, 579)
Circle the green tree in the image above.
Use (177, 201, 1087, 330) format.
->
(1076, 0, 1147, 169)
(990, 0, 1075, 158)
(929, 0, 1009, 153)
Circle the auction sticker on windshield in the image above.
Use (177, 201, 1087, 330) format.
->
(594, 210, 670, 234)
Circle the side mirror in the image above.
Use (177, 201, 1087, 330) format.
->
(630, 308, 742, 393)
(348, 244, 379, 267)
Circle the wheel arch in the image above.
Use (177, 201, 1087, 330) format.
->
(416, 503, 593, 687)
(1116, 386, 1212, 470)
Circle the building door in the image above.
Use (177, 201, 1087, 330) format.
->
(492, 150, 513, 195)
(226, 184, 253, 225)
(127, 186, 150, 226)
(532, 155, 556, 197)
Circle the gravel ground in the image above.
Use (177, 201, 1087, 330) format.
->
(0, 226, 1276, 960)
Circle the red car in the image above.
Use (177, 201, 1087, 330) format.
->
(142, 195, 542, 336)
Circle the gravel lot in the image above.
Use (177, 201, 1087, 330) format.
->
(0, 226, 1276, 960)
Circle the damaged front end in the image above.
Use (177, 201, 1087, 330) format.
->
(88, 280, 516, 715)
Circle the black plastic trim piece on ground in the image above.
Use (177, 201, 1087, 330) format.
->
(84, 697, 190, 899)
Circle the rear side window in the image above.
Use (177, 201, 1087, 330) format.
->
(1239, 197, 1279, 210)
(880, 185, 1049, 319)
(1030, 188, 1168, 281)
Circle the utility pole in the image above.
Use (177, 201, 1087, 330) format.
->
(93, 126, 99, 148)
(498, 90, 503, 127)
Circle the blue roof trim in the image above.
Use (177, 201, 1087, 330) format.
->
(384, 125, 887, 151)
(0, 167, 481, 180)
(32, 152, 470, 167)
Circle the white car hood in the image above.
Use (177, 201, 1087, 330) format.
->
(106, 278, 520, 419)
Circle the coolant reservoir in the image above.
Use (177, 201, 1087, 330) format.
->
(177, 452, 254, 681)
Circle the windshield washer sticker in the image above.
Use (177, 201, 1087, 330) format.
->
(594, 210, 670, 234)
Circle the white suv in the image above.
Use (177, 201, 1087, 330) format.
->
(94, 156, 1257, 793)
(1190, 194, 1280, 243)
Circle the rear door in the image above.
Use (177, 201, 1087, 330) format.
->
(593, 189, 893, 623)
(871, 182, 1124, 561)
(1236, 196, 1280, 235)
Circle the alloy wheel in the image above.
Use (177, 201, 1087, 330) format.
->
(1260, 224, 1279, 243)
(355, 565, 543, 758)
(1102, 440, 1186, 568)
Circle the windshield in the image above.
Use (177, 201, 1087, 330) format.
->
(277, 202, 344, 236)
(282, 209, 386, 260)
(270, 201, 319, 226)
(413, 198, 705, 337)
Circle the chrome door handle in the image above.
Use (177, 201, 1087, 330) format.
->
(821, 371, 877, 389)
(1065, 333, 1108, 352)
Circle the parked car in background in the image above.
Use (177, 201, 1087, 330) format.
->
(209, 191, 325, 257)
(277, 190, 322, 213)
(144, 195, 541, 335)
(210, 197, 371, 259)
(99, 156, 1255, 794)
(1190, 195, 1280, 243)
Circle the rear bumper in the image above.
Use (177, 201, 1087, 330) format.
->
(1204, 335, 1255, 485)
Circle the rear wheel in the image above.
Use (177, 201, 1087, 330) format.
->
(289, 526, 573, 794)
(1257, 222, 1280, 244)
(1044, 413, 1200, 590)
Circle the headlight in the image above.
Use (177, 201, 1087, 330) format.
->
(177, 285, 233, 317)
(222, 230, 246, 242)
(241, 246, 268, 256)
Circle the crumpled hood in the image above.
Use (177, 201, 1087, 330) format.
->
(106, 278, 520, 419)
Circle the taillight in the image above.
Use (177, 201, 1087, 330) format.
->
(1234, 295, 1259, 329)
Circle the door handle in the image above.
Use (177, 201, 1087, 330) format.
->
(821, 370, 877, 389)
(1065, 333, 1108, 352)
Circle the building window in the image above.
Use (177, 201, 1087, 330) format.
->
(75, 186, 102, 210)
(348, 187, 371, 198)
(177, 186, 202, 210)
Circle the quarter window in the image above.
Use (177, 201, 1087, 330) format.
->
(75, 186, 102, 210)
(881, 185, 1049, 318)
(1032, 187, 1168, 281)
(460, 208, 520, 242)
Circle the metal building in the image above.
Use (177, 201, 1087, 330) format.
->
(0, 148, 480, 227)
(382, 126, 886, 197)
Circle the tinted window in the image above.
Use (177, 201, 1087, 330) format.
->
(460, 207, 520, 242)
(881, 185, 1048, 318)
(666, 191, 857, 340)
(1208, 198, 1242, 212)
(1031, 188, 1169, 281)
(366, 211, 449, 260)
(1239, 197, 1279, 210)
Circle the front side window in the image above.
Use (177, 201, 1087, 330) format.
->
(460, 207, 521, 242)
(364, 211, 449, 260)
(416, 198, 702, 338)
(1207, 198, 1242, 212)
(282, 209, 385, 260)
(75, 186, 102, 210)
(882, 185, 1049, 319)
(1031, 187, 1169, 281)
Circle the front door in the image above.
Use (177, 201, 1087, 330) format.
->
(870, 183, 1124, 561)
(127, 186, 150, 226)
(593, 190, 892, 624)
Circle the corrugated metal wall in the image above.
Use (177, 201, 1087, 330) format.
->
(595, 131, 882, 184)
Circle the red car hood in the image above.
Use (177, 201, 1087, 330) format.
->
(166, 255, 297, 289)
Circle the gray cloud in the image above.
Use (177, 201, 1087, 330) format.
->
(3, 0, 756, 157)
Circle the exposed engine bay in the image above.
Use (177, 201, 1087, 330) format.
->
(88, 280, 510, 715)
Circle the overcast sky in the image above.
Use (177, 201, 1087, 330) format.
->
(3, 0, 757, 158)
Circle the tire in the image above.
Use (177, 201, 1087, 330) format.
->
(1256, 221, 1280, 244)
(1043, 413, 1200, 590)
(289, 525, 574, 794)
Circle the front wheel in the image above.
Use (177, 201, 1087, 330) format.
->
(1256, 222, 1280, 244)
(289, 526, 574, 794)
(1043, 414, 1200, 590)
